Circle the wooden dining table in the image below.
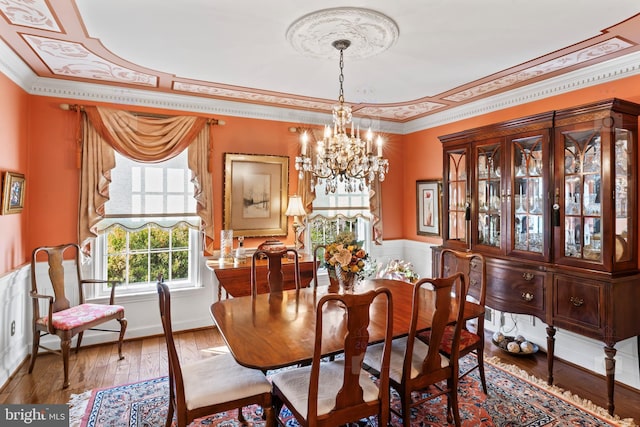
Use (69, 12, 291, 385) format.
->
(210, 278, 485, 371)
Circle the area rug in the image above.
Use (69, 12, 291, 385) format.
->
(68, 355, 637, 427)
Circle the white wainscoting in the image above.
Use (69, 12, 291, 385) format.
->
(484, 309, 640, 389)
(0, 264, 30, 389)
(1, 239, 638, 391)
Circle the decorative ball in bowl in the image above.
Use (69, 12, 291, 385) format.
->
(492, 332, 539, 356)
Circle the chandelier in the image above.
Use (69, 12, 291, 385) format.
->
(295, 39, 389, 194)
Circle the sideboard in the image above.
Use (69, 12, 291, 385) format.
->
(435, 98, 640, 415)
(206, 255, 315, 299)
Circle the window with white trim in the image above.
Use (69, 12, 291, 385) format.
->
(93, 149, 201, 295)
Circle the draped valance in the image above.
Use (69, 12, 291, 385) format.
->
(77, 106, 215, 255)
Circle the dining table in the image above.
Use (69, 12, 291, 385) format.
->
(210, 278, 485, 371)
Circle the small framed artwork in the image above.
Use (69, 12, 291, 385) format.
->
(1, 171, 26, 215)
(223, 153, 289, 237)
(416, 179, 441, 236)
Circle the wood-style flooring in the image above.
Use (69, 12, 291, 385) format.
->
(1, 327, 638, 423)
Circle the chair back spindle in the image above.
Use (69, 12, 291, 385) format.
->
(251, 248, 301, 297)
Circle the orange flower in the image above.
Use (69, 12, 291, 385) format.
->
(323, 240, 369, 280)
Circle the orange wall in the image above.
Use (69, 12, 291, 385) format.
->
(22, 97, 405, 267)
(403, 74, 640, 245)
(3, 72, 640, 276)
(0, 73, 29, 275)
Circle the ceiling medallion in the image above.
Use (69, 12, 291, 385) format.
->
(286, 7, 399, 60)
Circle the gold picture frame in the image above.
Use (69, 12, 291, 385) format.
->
(1, 171, 26, 215)
(223, 153, 289, 237)
(416, 179, 441, 236)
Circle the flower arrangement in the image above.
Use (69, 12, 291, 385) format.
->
(376, 259, 420, 283)
(322, 232, 370, 281)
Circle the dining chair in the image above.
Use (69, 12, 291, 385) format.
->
(436, 248, 488, 393)
(250, 248, 301, 297)
(28, 243, 127, 389)
(157, 279, 274, 427)
(363, 273, 468, 426)
(271, 288, 394, 427)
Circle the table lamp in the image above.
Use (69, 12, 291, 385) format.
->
(285, 195, 307, 251)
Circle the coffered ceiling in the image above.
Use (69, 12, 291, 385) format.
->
(1, 1, 640, 133)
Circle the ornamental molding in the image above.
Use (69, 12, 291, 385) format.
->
(286, 7, 399, 60)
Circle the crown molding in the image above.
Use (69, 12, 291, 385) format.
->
(404, 50, 640, 134)
(1, 37, 639, 135)
(0, 37, 36, 88)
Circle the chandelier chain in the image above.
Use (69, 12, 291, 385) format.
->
(338, 47, 345, 105)
(294, 39, 389, 194)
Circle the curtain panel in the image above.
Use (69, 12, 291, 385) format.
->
(78, 106, 214, 255)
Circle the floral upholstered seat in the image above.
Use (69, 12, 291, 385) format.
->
(35, 303, 125, 331)
(29, 243, 127, 389)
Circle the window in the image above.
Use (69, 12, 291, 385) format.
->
(93, 150, 201, 295)
(307, 182, 371, 251)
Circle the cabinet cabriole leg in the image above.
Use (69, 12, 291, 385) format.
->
(604, 345, 616, 416)
(546, 326, 556, 385)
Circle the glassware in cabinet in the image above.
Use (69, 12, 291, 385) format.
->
(511, 135, 546, 255)
(444, 147, 469, 246)
(476, 143, 502, 249)
(554, 99, 640, 272)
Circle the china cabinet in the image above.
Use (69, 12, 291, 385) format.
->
(435, 98, 640, 415)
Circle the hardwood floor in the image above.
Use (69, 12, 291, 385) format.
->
(1, 327, 638, 423)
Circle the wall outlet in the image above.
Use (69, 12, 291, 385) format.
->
(10, 320, 15, 336)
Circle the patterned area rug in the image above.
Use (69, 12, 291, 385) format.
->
(68, 355, 637, 427)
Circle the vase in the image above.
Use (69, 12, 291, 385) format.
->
(220, 230, 234, 263)
(328, 276, 340, 293)
(335, 267, 357, 293)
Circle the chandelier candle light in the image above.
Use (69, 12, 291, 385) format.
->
(295, 39, 389, 194)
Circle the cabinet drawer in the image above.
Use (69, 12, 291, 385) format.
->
(553, 276, 602, 331)
(486, 263, 545, 317)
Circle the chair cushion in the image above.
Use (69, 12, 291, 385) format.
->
(36, 303, 124, 331)
(270, 359, 379, 419)
(182, 353, 272, 411)
(418, 326, 481, 355)
(364, 336, 449, 383)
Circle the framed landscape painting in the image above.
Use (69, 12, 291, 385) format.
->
(223, 153, 289, 237)
(1, 171, 25, 215)
(416, 179, 441, 236)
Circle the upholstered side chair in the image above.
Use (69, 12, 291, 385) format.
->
(157, 279, 274, 427)
(29, 243, 127, 388)
(271, 288, 394, 426)
(364, 274, 468, 426)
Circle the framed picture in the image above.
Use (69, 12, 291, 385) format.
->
(1, 171, 26, 215)
(416, 179, 441, 236)
(223, 153, 289, 237)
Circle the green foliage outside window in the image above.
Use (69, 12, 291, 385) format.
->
(308, 217, 359, 249)
(106, 223, 191, 285)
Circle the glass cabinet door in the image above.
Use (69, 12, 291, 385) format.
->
(614, 128, 633, 263)
(512, 136, 545, 255)
(476, 143, 502, 249)
(554, 99, 639, 272)
(561, 129, 602, 262)
(445, 147, 468, 246)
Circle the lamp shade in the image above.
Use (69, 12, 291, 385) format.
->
(285, 195, 306, 217)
